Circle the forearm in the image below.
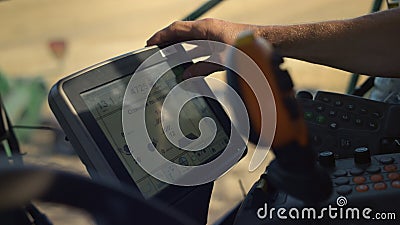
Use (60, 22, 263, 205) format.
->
(257, 8, 400, 77)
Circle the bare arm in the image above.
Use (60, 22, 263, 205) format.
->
(259, 7, 400, 77)
(147, 8, 400, 77)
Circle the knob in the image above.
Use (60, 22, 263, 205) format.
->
(354, 147, 371, 165)
(319, 151, 336, 167)
(296, 91, 313, 100)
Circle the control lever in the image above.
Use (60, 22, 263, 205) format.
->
(229, 32, 332, 204)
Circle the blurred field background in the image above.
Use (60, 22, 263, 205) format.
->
(0, 0, 387, 224)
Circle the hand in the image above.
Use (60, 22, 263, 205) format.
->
(147, 18, 256, 46)
(147, 19, 259, 78)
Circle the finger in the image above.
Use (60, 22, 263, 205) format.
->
(146, 26, 173, 47)
(146, 21, 196, 47)
(182, 62, 224, 79)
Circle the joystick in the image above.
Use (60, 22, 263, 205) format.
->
(228, 32, 332, 204)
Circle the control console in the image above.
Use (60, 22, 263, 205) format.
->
(322, 150, 400, 205)
(230, 33, 400, 224)
(234, 152, 400, 225)
(297, 91, 400, 158)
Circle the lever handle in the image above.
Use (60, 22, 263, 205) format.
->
(231, 31, 332, 203)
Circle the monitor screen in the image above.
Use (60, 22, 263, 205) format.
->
(80, 62, 230, 198)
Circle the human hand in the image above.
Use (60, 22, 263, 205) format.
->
(147, 19, 258, 78)
(147, 18, 256, 46)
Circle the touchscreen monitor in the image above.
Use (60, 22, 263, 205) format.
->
(49, 46, 246, 206)
(80, 63, 230, 198)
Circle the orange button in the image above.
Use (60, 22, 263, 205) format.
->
(388, 173, 400, 180)
(391, 180, 400, 188)
(370, 174, 384, 182)
(384, 164, 398, 172)
(356, 184, 369, 192)
(353, 176, 366, 184)
(373, 182, 387, 190)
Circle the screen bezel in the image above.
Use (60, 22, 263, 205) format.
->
(59, 46, 245, 203)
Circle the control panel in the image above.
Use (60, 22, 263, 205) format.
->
(321, 150, 400, 202)
(297, 91, 400, 158)
(234, 151, 400, 225)
(234, 84, 400, 225)
(229, 32, 400, 225)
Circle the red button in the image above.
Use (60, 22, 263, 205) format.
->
(356, 184, 369, 192)
(391, 180, 400, 188)
(388, 173, 400, 180)
(384, 164, 398, 172)
(353, 176, 366, 184)
(373, 182, 387, 190)
(370, 174, 384, 182)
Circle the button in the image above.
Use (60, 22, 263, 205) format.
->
(341, 114, 350, 121)
(370, 174, 384, 182)
(368, 120, 378, 129)
(304, 111, 313, 120)
(350, 168, 364, 176)
(391, 180, 400, 188)
(347, 104, 355, 110)
(316, 105, 324, 112)
(379, 156, 394, 165)
(355, 184, 369, 192)
(334, 100, 343, 106)
(340, 138, 351, 149)
(319, 151, 335, 167)
(336, 185, 352, 195)
(354, 118, 363, 126)
(388, 173, 400, 180)
(353, 176, 367, 184)
(373, 182, 387, 190)
(359, 108, 368, 114)
(372, 111, 382, 118)
(334, 177, 350, 185)
(333, 169, 347, 177)
(384, 164, 398, 172)
(328, 110, 336, 117)
(316, 115, 326, 124)
(330, 122, 338, 130)
(366, 166, 381, 174)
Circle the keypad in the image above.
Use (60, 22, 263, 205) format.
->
(330, 153, 400, 198)
(302, 93, 382, 132)
(298, 91, 400, 158)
